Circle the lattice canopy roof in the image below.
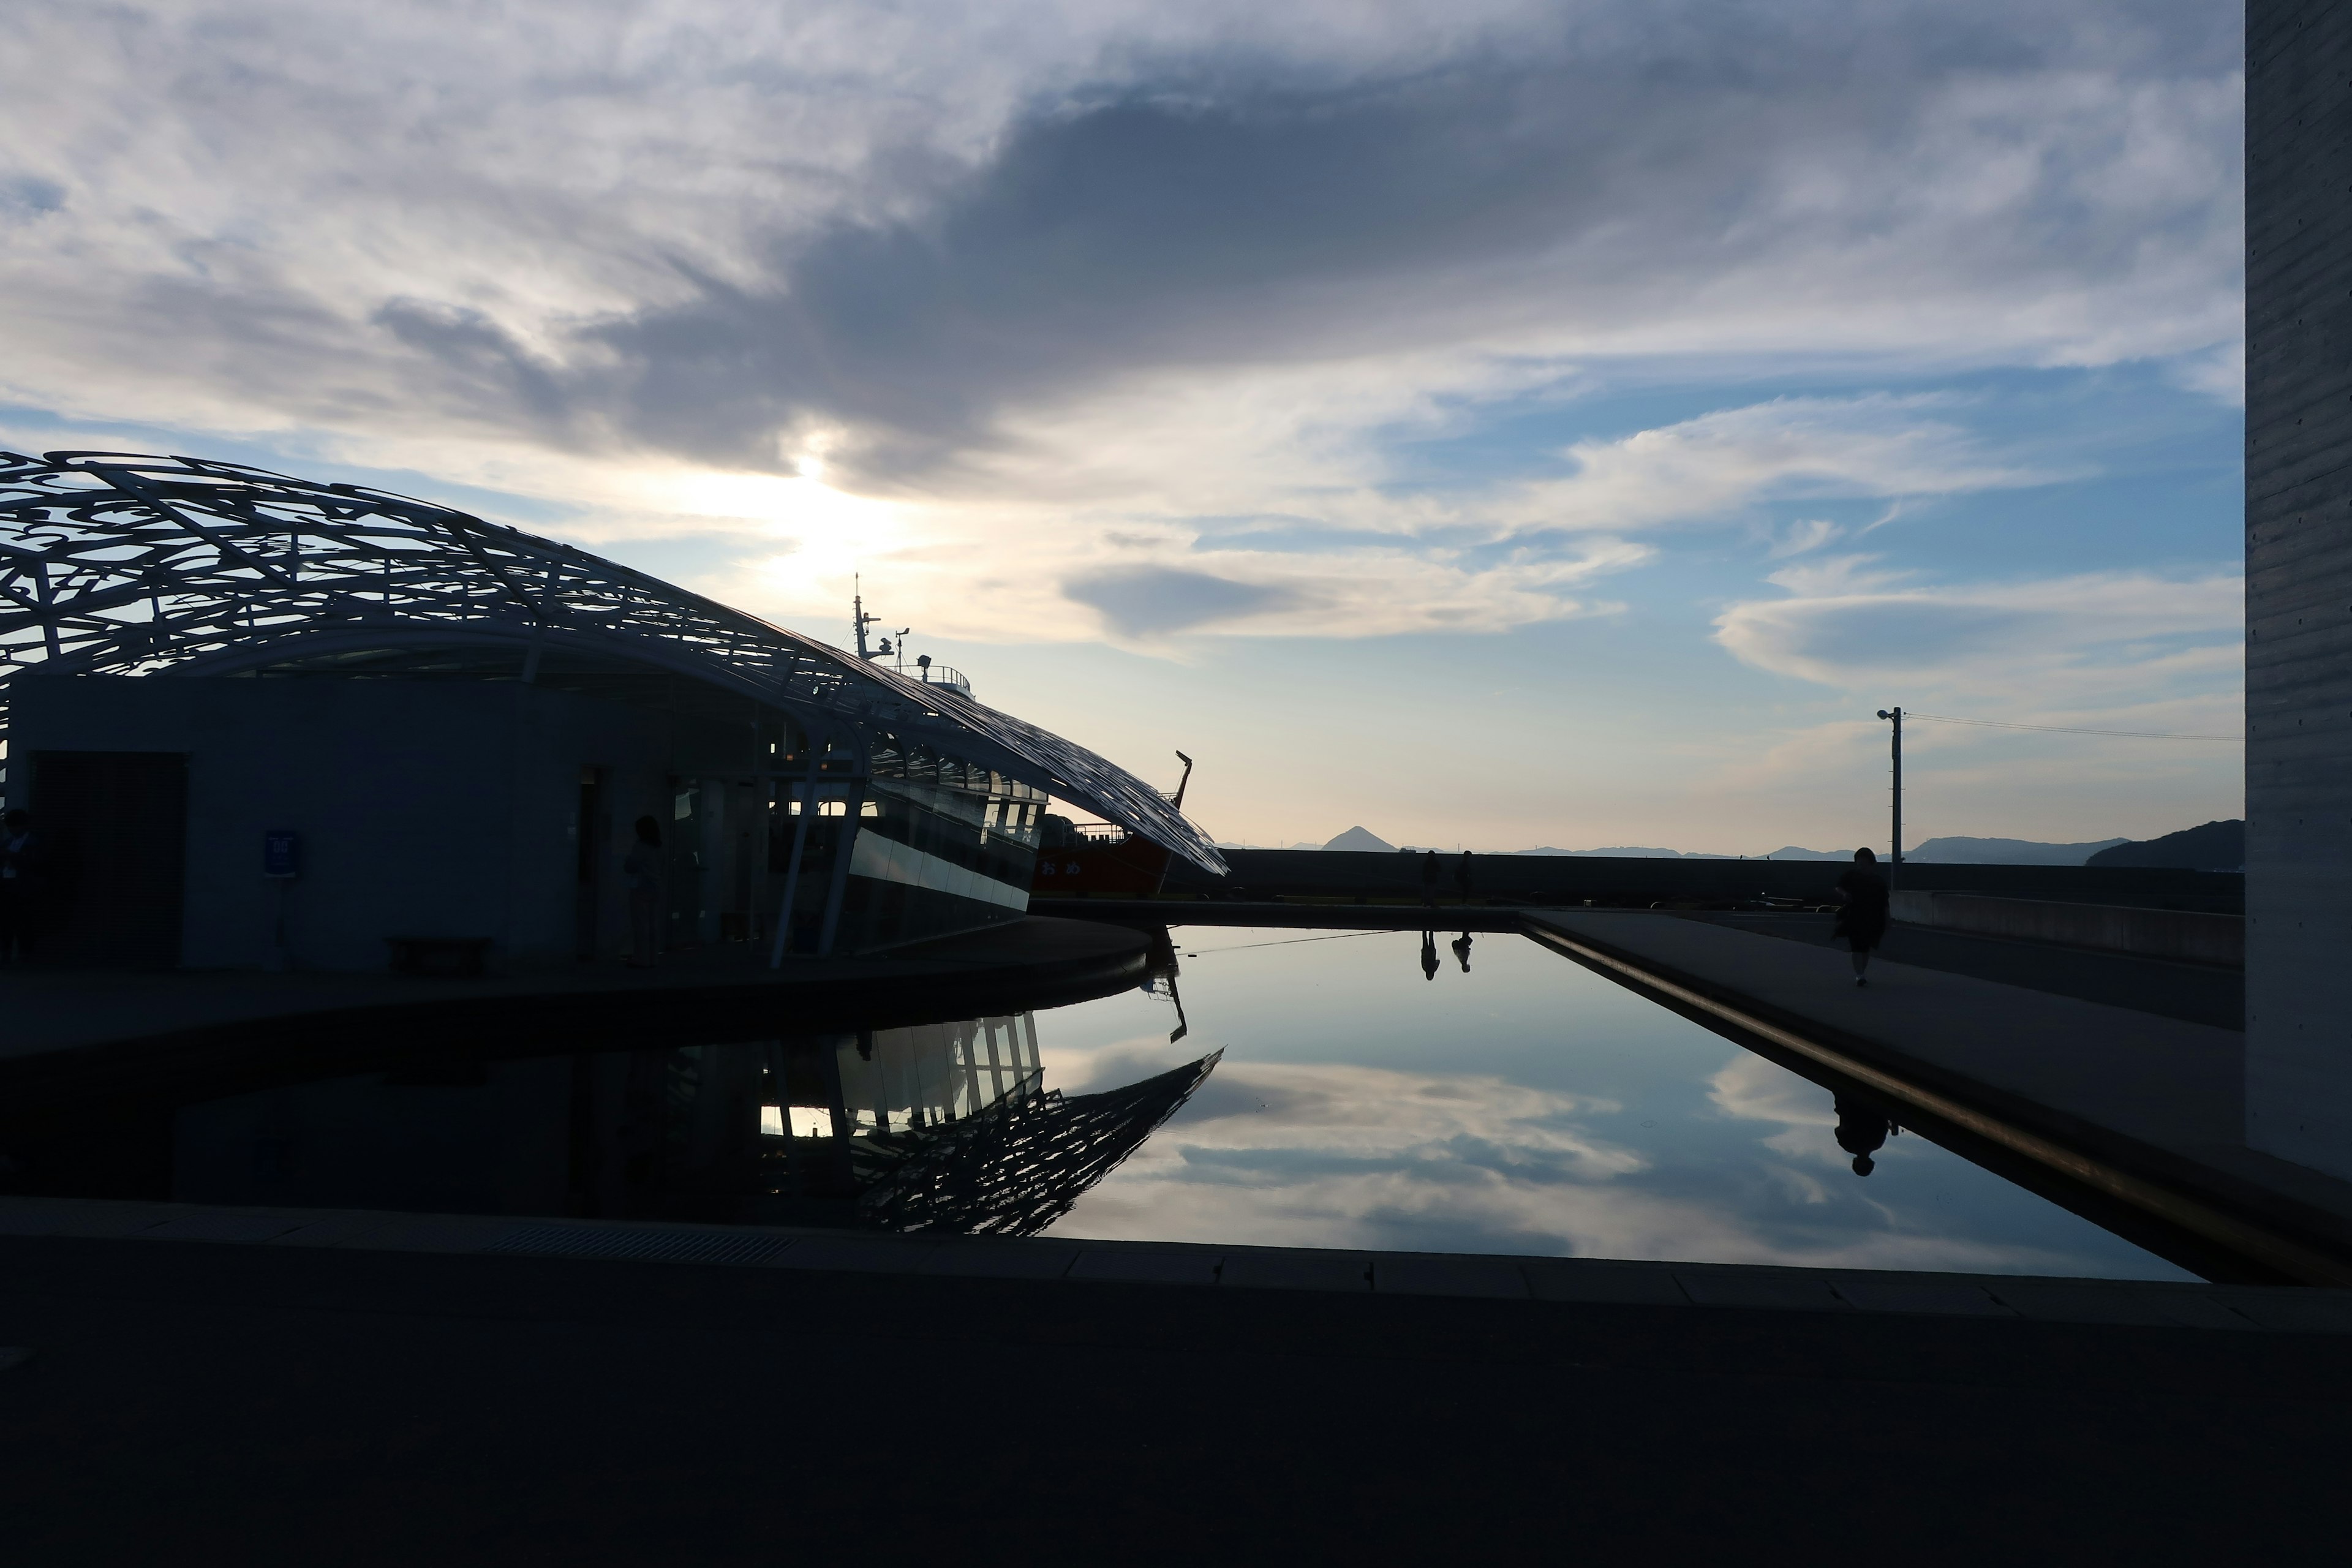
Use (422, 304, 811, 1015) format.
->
(0, 451, 1225, 875)
(854, 1049, 1223, 1235)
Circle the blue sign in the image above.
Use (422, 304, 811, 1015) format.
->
(263, 830, 301, 879)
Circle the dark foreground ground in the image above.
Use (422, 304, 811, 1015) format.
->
(2, 1235, 2344, 1564)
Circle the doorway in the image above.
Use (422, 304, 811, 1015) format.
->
(28, 750, 189, 967)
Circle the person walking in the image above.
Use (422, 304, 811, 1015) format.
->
(0, 809, 36, 966)
(1832, 846, 1890, 987)
(622, 815, 663, 968)
(1455, 850, 1474, 905)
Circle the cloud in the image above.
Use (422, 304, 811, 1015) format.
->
(1769, 519, 1843, 558)
(1714, 559, 2242, 698)
(1063, 566, 1299, 637)
(1488, 395, 2063, 537)
(0, 0, 2241, 483)
(1047, 1050, 2125, 1273)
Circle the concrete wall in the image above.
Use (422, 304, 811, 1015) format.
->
(2247, 2, 2352, 1178)
(1891, 892, 2244, 968)
(10, 674, 684, 971)
(1160, 848, 2245, 913)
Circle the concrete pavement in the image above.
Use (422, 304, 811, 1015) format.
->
(1523, 910, 2352, 1284)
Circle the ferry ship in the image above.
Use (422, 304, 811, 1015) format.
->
(845, 584, 1197, 901)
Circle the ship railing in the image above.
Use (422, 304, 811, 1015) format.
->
(908, 661, 971, 695)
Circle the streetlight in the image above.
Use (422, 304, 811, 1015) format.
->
(1875, 707, 1904, 888)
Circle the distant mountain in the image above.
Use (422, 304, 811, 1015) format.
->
(1907, 835, 2128, 865)
(2087, 820, 2244, 871)
(1513, 845, 1686, 858)
(1231, 831, 2185, 864)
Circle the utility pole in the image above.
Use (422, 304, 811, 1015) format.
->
(1875, 707, 1903, 889)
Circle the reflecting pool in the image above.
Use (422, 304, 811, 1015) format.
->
(1035, 927, 2193, 1281)
(7, 924, 2195, 1280)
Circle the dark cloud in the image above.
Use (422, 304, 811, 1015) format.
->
(374, 300, 571, 430)
(340, 0, 2236, 478)
(1062, 565, 1297, 636)
(4, 1, 2237, 488)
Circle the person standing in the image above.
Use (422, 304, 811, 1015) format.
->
(0, 809, 36, 965)
(622, 815, 663, 968)
(1455, 850, 1474, 905)
(1833, 1095, 1893, 1175)
(1421, 849, 1439, 908)
(1832, 846, 1890, 987)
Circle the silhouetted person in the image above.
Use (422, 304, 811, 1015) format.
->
(1834, 1095, 1891, 1177)
(623, 815, 662, 968)
(1832, 846, 1889, 987)
(1420, 929, 1439, 981)
(1450, 932, 1473, 972)
(1421, 850, 1439, 908)
(1455, 850, 1474, 904)
(0, 809, 36, 965)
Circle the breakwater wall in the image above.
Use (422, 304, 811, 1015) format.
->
(1151, 850, 2244, 914)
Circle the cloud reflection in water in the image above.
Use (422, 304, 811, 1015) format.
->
(1039, 929, 2190, 1281)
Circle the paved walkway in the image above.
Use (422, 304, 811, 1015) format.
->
(1683, 910, 2242, 1028)
(1523, 910, 2352, 1279)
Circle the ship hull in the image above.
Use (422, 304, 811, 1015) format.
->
(1031, 836, 1174, 897)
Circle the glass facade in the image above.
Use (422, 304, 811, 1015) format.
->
(832, 1016, 1044, 1133)
(771, 731, 1046, 955)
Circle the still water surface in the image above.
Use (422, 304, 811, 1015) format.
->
(1038, 927, 2191, 1281)
(41, 925, 2192, 1280)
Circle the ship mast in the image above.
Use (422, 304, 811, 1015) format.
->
(853, 575, 877, 660)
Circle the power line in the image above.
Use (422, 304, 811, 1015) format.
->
(1905, 712, 2238, 742)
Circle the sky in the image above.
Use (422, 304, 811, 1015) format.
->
(0, 1, 2245, 854)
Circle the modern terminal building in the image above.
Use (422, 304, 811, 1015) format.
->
(0, 451, 1223, 971)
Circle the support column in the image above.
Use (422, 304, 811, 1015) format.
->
(821, 1034, 855, 1187)
(761, 1041, 802, 1196)
(815, 778, 867, 956)
(696, 776, 726, 946)
(767, 762, 820, 968)
(2247, 1, 2352, 1178)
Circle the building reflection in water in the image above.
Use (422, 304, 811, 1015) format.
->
(164, 1016, 1218, 1238)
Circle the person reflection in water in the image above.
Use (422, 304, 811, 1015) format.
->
(1832, 847, 1890, 988)
(623, 815, 663, 968)
(1834, 1095, 1892, 1176)
(1419, 930, 1440, 981)
(1450, 932, 1473, 973)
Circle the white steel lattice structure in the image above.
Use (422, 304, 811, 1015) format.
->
(0, 451, 1226, 876)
